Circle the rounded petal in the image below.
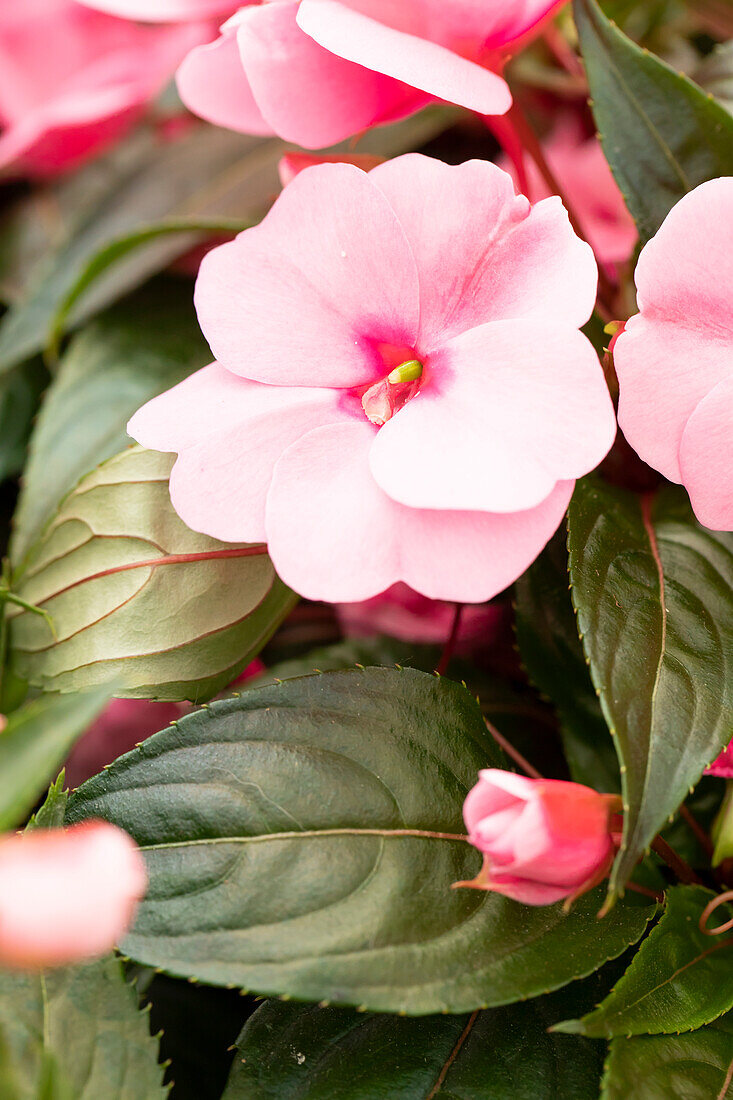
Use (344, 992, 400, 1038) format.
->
(0, 823, 146, 968)
(265, 419, 574, 602)
(236, 1, 426, 148)
(616, 315, 730, 483)
(633, 177, 733, 331)
(297, 0, 512, 116)
(479, 873, 571, 906)
(128, 363, 350, 543)
(679, 375, 733, 530)
(176, 21, 272, 136)
(194, 163, 420, 388)
(369, 155, 598, 348)
(77, 0, 236, 19)
(335, 581, 504, 645)
(370, 320, 615, 513)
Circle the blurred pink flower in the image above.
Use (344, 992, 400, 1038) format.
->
(0, 822, 146, 968)
(80, 0, 235, 15)
(130, 156, 614, 604)
(279, 151, 385, 188)
(707, 741, 733, 779)
(458, 769, 618, 905)
(336, 583, 507, 647)
(0, 0, 209, 176)
(499, 115, 637, 269)
(615, 178, 733, 530)
(171, 0, 564, 148)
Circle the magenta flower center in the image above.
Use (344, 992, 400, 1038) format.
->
(358, 347, 425, 428)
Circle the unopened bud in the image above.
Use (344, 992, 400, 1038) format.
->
(387, 359, 423, 385)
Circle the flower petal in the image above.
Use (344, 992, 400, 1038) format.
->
(128, 363, 350, 543)
(370, 320, 615, 513)
(194, 163, 420, 388)
(265, 419, 574, 602)
(369, 155, 598, 348)
(236, 1, 426, 148)
(296, 0, 512, 116)
(78, 0, 235, 18)
(679, 375, 733, 531)
(176, 20, 272, 136)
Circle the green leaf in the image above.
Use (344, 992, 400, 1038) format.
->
(573, 0, 733, 242)
(601, 1014, 733, 1100)
(11, 278, 210, 568)
(515, 531, 619, 792)
(26, 772, 69, 831)
(0, 687, 110, 831)
(223, 994, 604, 1099)
(66, 668, 654, 1014)
(8, 446, 295, 701)
(567, 480, 733, 899)
(555, 886, 733, 1037)
(0, 958, 167, 1099)
(0, 361, 49, 484)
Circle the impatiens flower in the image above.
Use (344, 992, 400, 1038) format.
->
(0, 822, 147, 968)
(615, 177, 733, 530)
(458, 769, 619, 905)
(129, 156, 615, 603)
(499, 115, 637, 270)
(279, 151, 385, 188)
(707, 740, 733, 779)
(0, 0, 208, 175)
(171, 0, 564, 148)
(336, 583, 507, 647)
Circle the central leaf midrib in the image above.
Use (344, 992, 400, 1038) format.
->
(139, 827, 469, 852)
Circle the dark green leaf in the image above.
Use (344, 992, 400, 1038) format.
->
(66, 668, 654, 1014)
(223, 994, 604, 1100)
(602, 1013, 733, 1099)
(0, 687, 110, 831)
(567, 480, 733, 899)
(515, 531, 619, 792)
(0, 958, 166, 1099)
(573, 0, 733, 241)
(0, 361, 49, 484)
(555, 886, 733, 1037)
(9, 447, 295, 701)
(11, 278, 210, 567)
(26, 772, 69, 831)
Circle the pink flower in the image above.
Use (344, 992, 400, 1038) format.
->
(79, 0, 235, 16)
(336, 583, 507, 647)
(173, 0, 564, 148)
(65, 698, 182, 789)
(498, 115, 637, 269)
(0, 0, 209, 176)
(615, 178, 733, 531)
(279, 151, 385, 188)
(0, 822, 146, 968)
(129, 156, 615, 604)
(459, 769, 618, 905)
(707, 741, 733, 779)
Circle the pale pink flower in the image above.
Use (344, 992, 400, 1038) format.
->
(0, 822, 147, 968)
(0, 0, 209, 175)
(129, 156, 614, 604)
(499, 115, 637, 269)
(459, 769, 618, 905)
(279, 151, 385, 188)
(172, 0, 564, 148)
(615, 178, 733, 530)
(79, 0, 235, 16)
(336, 583, 507, 647)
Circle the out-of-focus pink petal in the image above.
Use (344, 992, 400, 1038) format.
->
(370, 320, 614, 513)
(176, 19, 272, 136)
(708, 739, 733, 779)
(335, 581, 505, 645)
(296, 0, 512, 116)
(265, 420, 574, 602)
(679, 375, 733, 530)
(78, 0, 236, 19)
(0, 822, 146, 968)
(235, 2, 426, 149)
(194, 164, 420, 388)
(369, 155, 597, 348)
(129, 363, 351, 543)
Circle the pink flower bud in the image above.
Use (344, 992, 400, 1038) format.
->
(458, 770, 619, 905)
(0, 822, 147, 968)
